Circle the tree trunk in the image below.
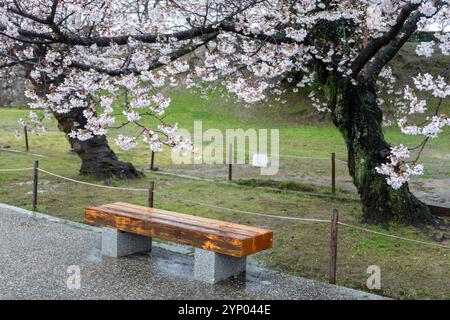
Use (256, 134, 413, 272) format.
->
(331, 79, 433, 225)
(53, 108, 142, 180)
(27, 59, 141, 181)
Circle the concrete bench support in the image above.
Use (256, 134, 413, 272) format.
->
(194, 249, 246, 284)
(101, 227, 152, 258)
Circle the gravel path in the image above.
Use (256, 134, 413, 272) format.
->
(0, 203, 385, 300)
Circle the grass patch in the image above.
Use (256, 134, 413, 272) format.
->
(237, 178, 320, 193)
(234, 178, 355, 198)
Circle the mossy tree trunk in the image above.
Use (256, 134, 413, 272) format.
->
(30, 69, 141, 180)
(53, 109, 142, 180)
(329, 79, 433, 225)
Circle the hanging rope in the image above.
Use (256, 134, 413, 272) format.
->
(1, 165, 448, 250)
(0, 148, 49, 158)
(338, 222, 450, 250)
(37, 168, 148, 192)
(160, 193, 331, 223)
(0, 167, 34, 172)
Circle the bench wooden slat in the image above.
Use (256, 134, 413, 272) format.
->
(85, 202, 273, 258)
(89, 206, 249, 240)
(115, 202, 269, 234)
(102, 202, 265, 238)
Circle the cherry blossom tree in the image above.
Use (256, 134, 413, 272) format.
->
(1, 0, 449, 224)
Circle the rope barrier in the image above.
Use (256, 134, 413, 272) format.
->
(160, 193, 331, 223)
(151, 170, 216, 182)
(145, 169, 359, 201)
(0, 167, 34, 172)
(278, 155, 330, 160)
(158, 194, 449, 250)
(0, 148, 49, 158)
(1, 165, 448, 250)
(337, 222, 450, 250)
(0, 146, 348, 163)
(232, 147, 348, 163)
(159, 193, 449, 250)
(278, 154, 347, 164)
(37, 168, 148, 192)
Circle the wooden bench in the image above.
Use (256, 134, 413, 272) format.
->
(85, 202, 273, 283)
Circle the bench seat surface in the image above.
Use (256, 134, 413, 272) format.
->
(85, 202, 272, 257)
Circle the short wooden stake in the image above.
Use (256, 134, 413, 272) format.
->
(228, 144, 233, 181)
(329, 208, 339, 285)
(24, 126, 29, 152)
(331, 152, 336, 194)
(150, 151, 156, 171)
(148, 181, 154, 208)
(32, 160, 39, 211)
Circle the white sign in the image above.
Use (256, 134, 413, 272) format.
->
(252, 154, 268, 168)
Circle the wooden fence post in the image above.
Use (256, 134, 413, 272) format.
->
(331, 152, 336, 194)
(148, 181, 154, 208)
(32, 160, 39, 211)
(150, 151, 156, 171)
(228, 144, 233, 181)
(329, 208, 339, 284)
(24, 126, 29, 152)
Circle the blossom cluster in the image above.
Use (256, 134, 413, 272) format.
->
(375, 145, 424, 190)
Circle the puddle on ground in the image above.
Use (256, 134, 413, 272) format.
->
(86, 246, 103, 263)
(138, 246, 278, 290)
(149, 247, 193, 279)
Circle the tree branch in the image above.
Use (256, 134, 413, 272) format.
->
(48, 0, 59, 23)
(350, 3, 419, 77)
(69, 32, 219, 76)
(366, 12, 423, 82)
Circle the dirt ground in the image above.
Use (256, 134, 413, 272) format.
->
(158, 163, 450, 207)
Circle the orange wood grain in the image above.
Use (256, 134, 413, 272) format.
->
(85, 202, 273, 257)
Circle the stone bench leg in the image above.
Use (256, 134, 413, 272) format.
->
(101, 227, 152, 258)
(194, 249, 246, 284)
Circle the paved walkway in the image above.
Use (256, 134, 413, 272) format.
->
(0, 203, 384, 300)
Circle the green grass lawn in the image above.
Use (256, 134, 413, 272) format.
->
(0, 89, 449, 300)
